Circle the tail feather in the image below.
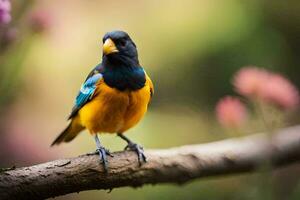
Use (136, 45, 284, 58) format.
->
(51, 117, 84, 146)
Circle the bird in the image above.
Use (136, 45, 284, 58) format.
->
(51, 30, 154, 171)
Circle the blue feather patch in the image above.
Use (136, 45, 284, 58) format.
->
(75, 73, 103, 108)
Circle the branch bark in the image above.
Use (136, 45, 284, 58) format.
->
(1, 126, 300, 200)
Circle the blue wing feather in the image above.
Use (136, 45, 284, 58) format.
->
(68, 73, 103, 119)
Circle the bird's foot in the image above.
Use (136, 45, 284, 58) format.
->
(96, 147, 113, 172)
(86, 148, 113, 156)
(125, 143, 147, 165)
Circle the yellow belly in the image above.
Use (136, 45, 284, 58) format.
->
(78, 81, 151, 134)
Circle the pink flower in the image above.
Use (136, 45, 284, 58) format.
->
(0, 0, 11, 25)
(233, 66, 299, 110)
(29, 10, 52, 33)
(216, 96, 248, 128)
(233, 66, 270, 98)
(260, 74, 299, 110)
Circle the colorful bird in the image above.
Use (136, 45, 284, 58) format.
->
(51, 31, 154, 171)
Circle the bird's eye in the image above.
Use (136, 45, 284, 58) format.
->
(116, 39, 126, 47)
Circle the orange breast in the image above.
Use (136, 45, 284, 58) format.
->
(120, 82, 152, 133)
(78, 78, 152, 134)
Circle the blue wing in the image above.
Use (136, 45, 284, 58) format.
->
(68, 73, 103, 119)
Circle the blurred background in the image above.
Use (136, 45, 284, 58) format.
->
(1, 0, 300, 199)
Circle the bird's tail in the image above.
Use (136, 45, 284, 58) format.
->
(51, 116, 84, 146)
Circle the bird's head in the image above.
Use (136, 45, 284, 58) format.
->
(102, 30, 138, 65)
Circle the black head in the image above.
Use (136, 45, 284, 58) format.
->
(102, 31, 138, 65)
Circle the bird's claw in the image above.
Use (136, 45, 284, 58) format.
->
(96, 148, 114, 157)
(96, 147, 113, 172)
(125, 143, 147, 165)
(86, 148, 114, 157)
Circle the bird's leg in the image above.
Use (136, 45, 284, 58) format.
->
(117, 133, 146, 165)
(94, 134, 112, 172)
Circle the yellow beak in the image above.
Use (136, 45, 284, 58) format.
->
(103, 38, 119, 55)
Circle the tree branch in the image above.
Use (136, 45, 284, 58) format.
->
(1, 126, 300, 200)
